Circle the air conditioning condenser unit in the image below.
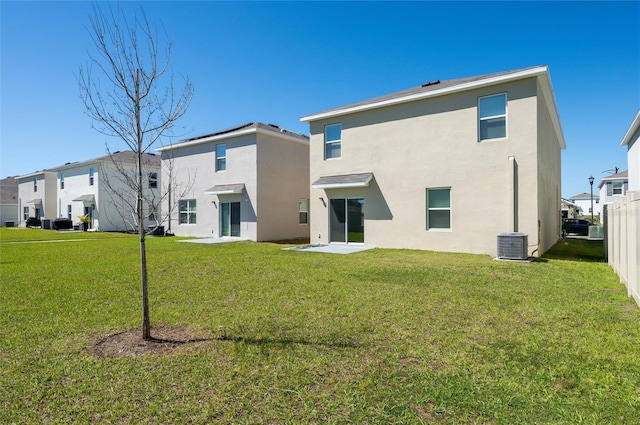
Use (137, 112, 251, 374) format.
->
(497, 232, 528, 260)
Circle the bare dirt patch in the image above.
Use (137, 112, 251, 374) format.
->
(91, 324, 209, 358)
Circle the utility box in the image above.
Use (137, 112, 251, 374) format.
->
(588, 226, 604, 240)
(497, 232, 528, 260)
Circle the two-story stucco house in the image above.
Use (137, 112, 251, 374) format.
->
(16, 170, 58, 225)
(301, 65, 565, 258)
(0, 177, 19, 226)
(568, 192, 600, 217)
(156, 122, 310, 241)
(55, 151, 161, 231)
(598, 170, 629, 222)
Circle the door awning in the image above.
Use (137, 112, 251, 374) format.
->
(311, 173, 373, 189)
(27, 198, 43, 205)
(204, 183, 245, 195)
(72, 194, 95, 203)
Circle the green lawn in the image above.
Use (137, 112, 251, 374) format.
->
(1, 228, 638, 424)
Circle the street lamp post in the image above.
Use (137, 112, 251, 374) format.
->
(588, 175, 595, 224)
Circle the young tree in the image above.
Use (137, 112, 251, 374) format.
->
(78, 5, 193, 340)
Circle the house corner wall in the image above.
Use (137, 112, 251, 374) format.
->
(256, 134, 310, 242)
(536, 81, 563, 256)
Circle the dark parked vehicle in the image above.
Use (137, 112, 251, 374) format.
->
(562, 218, 592, 236)
(25, 217, 41, 228)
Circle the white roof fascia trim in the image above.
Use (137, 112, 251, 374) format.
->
(204, 189, 240, 195)
(301, 66, 549, 123)
(621, 110, 640, 146)
(55, 159, 102, 172)
(15, 170, 56, 180)
(156, 127, 308, 152)
(204, 189, 244, 195)
(312, 181, 371, 189)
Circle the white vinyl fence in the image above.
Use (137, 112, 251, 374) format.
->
(606, 190, 640, 307)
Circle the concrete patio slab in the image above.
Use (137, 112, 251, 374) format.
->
(284, 244, 374, 254)
(177, 237, 247, 244)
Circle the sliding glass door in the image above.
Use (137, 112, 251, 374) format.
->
(220, 202, 240, 237)
(329, 198, 364, 243)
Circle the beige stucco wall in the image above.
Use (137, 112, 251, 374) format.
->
(161, 128, 309, 241)
(17, 171, 57, 224)
(256, 133, 310, 241)
(162, 133, 259, 238)
(536, 81, 563, 254)
(55, 161, 160, 232)
(57, 164, 101, 228)
(308, 77, 561, 257)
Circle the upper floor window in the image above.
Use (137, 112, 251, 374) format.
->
(33, 177, 38, 192)
(325, 123, 342, 159)
(216, 144, 226, 171)
(427, 188, 451, 230)
(149, 172, 158, 189)
(479, 93, 507, 141)
(89, 168, 95, 186)
(612, 181, 624, 195)
(60, 173, 65, 190)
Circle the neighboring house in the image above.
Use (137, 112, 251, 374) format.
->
(620, 109, 639, 191)
(567, 192, 600, 217)
(300, 65, 565, 258)
(15, 170, 58, 225)
(561, 198, 579, 219)
(598, 170, 629, 222)
(0, 177, 19, 226)
(156, 122, 310, 241)
(55, 151, 161, 231)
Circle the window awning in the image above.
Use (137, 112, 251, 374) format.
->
(311, 173, 373, 189)
(72, 194, 95, 203)
(27, 198, 43, 205)
(204, 183, 245, 195)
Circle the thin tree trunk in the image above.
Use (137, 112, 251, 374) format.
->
(136, 68, 151, 340)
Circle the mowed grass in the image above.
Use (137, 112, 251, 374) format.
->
(1, 228, 639, 424)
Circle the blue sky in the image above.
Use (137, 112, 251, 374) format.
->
(1, 1, 638, 199)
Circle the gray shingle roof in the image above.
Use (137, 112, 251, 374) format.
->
(0, 177, 18, 204)
(170, 122, 308, 148)
(301, 65, 551, 121)
(569, 192, 600, 200)
(54, 150, 160, 171)
(598, 170, 629, 188)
